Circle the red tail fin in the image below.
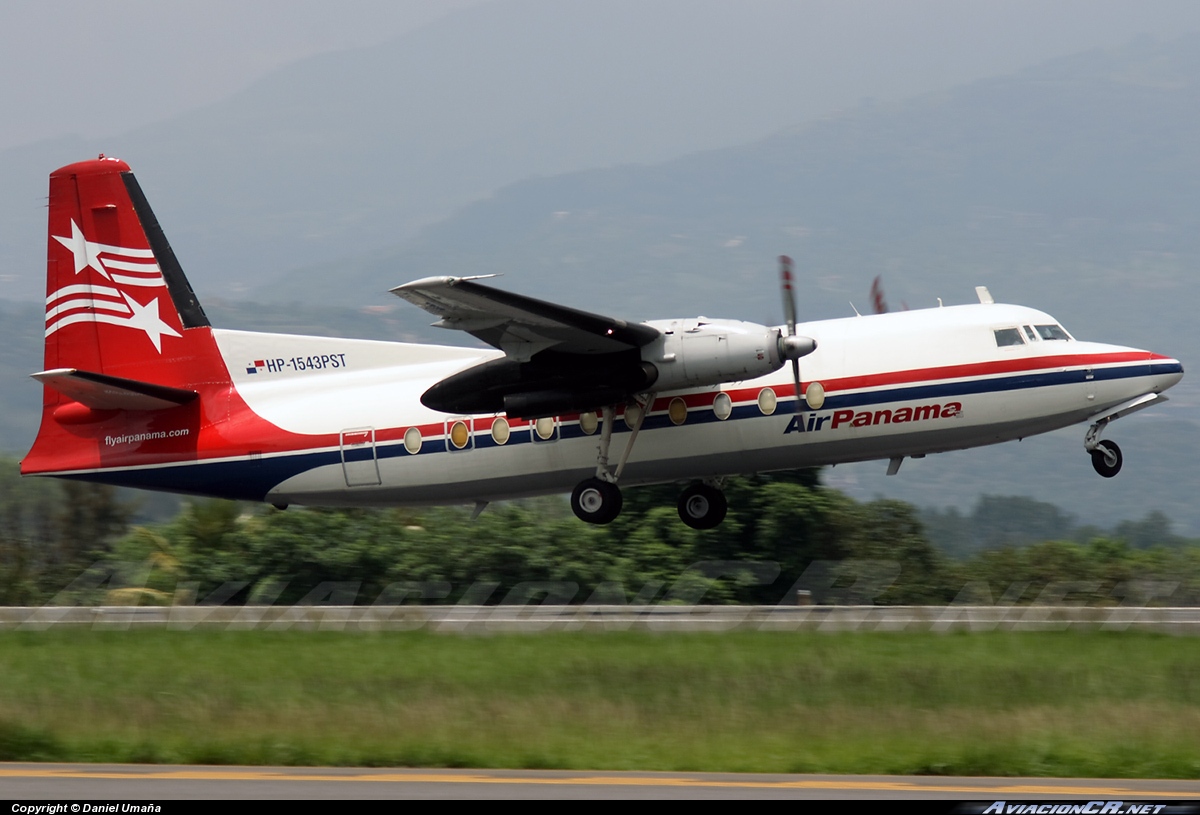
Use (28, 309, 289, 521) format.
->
(24, 156, 230, 475)
(43, 155, 214, 377)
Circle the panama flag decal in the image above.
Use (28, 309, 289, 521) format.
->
(46, 219, 181, 352)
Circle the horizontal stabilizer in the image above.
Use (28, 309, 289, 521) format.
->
(31, 368, 197, 411)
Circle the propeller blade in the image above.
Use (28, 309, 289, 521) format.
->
(791, 358, 803, 415)
(870, 275, 888, 314)
(779, 255, 797, 335)
(778, 255, 817, 412)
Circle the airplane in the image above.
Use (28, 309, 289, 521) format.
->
(20, 156, 1185, 528)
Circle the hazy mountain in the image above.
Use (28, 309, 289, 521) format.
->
(6, 1, 1199, 305)
(276, 35, 1200, 360)
(0, 0, 1082, 305)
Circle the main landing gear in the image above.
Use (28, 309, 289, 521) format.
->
(568, 396, 729, 528)
(569, 400, 646, 525)
(1085, 418, 1123, 478)
(570, 478, 623, 524)
(677, 481, 728, 530)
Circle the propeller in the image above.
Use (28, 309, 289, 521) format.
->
(870, 275, 909, 313)
(777, 255, 817, 413)
(870, 275, 888, 314)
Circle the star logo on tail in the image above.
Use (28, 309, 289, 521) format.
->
(51, 219, 160, 284)
(121, 292, 181, 352)
(46, 220, 180, 353)
(52, 220, 107, 277)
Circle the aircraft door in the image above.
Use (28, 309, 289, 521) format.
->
(340, 427, 381, 487)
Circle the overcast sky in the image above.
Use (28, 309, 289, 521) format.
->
(4, 0, 1200, 153)
(0, 0, 486, 151)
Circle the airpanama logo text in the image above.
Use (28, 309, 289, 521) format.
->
(104, 429, 190, 447)
(784, 401, 962, 433)
(46, 219, 181, 352)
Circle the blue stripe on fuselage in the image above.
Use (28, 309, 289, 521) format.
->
(56, 361, 1161, 499)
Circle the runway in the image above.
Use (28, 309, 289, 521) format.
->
(4, 764, 1200, 800)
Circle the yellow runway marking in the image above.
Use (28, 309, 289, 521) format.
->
(0, 767, 1196, 796)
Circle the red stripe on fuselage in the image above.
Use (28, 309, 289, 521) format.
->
(32, 349, 1154, 475)
(815, 351, 1149, 395)
(220, 349, 1160, 454)
(294, 349, 1155, 452)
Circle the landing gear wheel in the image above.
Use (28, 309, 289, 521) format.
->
(1090, 440, 1123, 478)
(571, 478, 623, 524)
(677, 482, 728, 530)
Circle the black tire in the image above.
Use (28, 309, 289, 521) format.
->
(1090, 440, 1123, 478)
(571, 477, 623, 524)
(677, 482, 728, 530)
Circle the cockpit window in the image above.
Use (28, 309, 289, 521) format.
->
(1023, 325, 1038, 342)
(1035, 324, 1071, 341)
(994, 328, 1025, 347)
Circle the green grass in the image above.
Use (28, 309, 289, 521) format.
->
(0, 629, 1198, 776)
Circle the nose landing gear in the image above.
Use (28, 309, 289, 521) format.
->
(1081, 392, 1170, 479)
(1090, 439, 1123, 478)
(1084, 418, 1123, 478)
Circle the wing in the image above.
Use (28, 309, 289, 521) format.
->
(391, 276, 663, 418)
(392, 276, 660, 361)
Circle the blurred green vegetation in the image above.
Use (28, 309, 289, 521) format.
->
(0, 460, 129, 605)
(921, 496, 1196, 556)
(1, 629, 1199, 776)
(4, 457, 1200, 607)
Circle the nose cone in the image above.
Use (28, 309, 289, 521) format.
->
(1150, 353, 1184, 392)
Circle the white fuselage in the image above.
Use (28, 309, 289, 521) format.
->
(207, 302, 1183, 507)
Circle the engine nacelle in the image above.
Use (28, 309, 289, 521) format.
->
(639, 318, 786, 392)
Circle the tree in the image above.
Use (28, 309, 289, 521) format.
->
(0, 458, 132, 604)
(1114, 510, 1184, 549)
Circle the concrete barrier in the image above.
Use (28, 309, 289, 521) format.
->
(2, 605, 1199, 633)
